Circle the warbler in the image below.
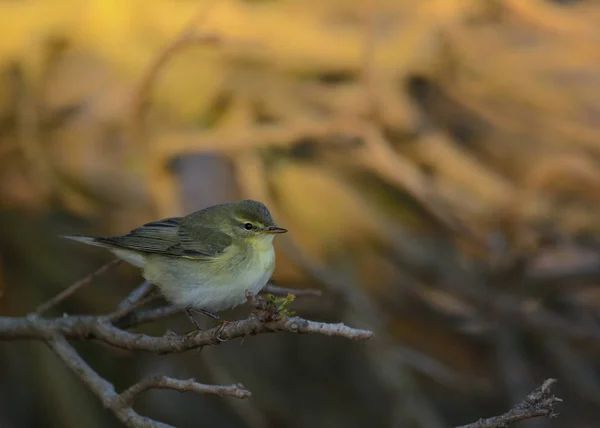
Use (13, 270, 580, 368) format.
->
(63, 200, 287, 323)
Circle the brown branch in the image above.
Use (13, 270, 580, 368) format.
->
(115, 305, 184, 329)
(47, 336, 170, 428)
(116, 375, 251, 407)
(106, 293, 160, 323)
(150, 117, 360, 157)
(1, 312, 373, 353)
(36, 259, 121, 315)
(262, 283, 322, 297)
(129, 0, 221, 149)
(455, 379, 562, 428)
(6, 287, 371, 427)
(47, 336, 249, 428)
(117, 281, 154, 311)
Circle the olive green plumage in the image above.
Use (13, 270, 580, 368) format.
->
(63, 200, 287, 312)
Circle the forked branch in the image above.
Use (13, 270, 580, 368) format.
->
(455, 378, 562, 428)
(1, 273, 372, 428)
(47, 336, 250, 428)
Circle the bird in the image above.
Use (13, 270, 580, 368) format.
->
(63, 200, 287, 326)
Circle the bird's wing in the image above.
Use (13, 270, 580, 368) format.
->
(93, 217, 183, 254)
(176, 221, 233, 259)
(95, 216, 232, 260)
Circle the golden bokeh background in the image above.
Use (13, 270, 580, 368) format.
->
(1, 0, 600, 427)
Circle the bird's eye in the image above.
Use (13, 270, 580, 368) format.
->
(243, 223, 254, 230)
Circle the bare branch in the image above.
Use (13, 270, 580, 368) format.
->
(47, 336, 169, 428)
(106, 293, 160, 323)
(115, 305, 184, 329)
(0, 312, 373, 353)
(47, 335, 116, 406)
(36, 259, 121, 315)
(262, 283, 322, 297)
(47, 335, 250, 428)
(117, 281, 154, 311)
(455, 379, 562, 428)
(129, 0, 221, 149)
(283, 318, 373, 339)
(116, 375, 251, 407)
(8, 291, 371, 428)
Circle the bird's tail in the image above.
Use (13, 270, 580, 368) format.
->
(61, 235, 111, 248)
(62, 235, 147, 268)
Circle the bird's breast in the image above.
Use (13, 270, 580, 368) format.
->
(229, 244, 275, 283)
(144, 243, 276, 312)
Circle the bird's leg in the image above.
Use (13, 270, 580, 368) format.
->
(165, 328, 181, 337)
(198, 309, 231, 342)
(185, 308, 203, 330)
(197, 308, 220, 320)
(187, 307, 230, 324)
(185, 308, 230, 340)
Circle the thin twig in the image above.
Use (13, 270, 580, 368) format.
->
(262, 284, 322, 297)
(115, 305, 184, 329)
(117, 281, 154, 311)
(455, 379, 562, 428)
(36, 259, 121, 315)
(105, 293, 161, 323)
(116, 375, 251, 407)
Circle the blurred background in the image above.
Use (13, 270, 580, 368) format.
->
(1, 0, 600, 427)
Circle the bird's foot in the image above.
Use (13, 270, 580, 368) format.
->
(165, 328, 181, 337)
(186, 307, 232, 339)
(213, 320, 231, 342)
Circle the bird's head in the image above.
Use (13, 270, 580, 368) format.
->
(187, 200, 287, 247)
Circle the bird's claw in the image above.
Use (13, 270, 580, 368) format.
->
(213, 320, 231, 342)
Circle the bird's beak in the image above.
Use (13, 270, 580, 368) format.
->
(263, 226, 288, 234)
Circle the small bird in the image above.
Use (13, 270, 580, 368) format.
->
(63, 200, 287, 325)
